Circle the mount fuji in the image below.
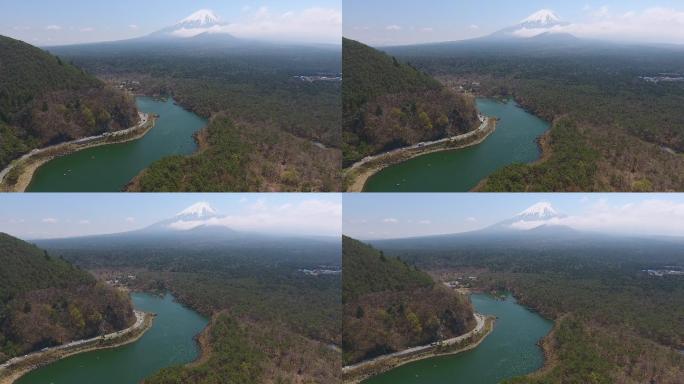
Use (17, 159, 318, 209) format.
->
(477, 202, 575, 235)
(134, 202, 233, 235)
(483, 9, 576, 42)
(140, 9, 239, 43)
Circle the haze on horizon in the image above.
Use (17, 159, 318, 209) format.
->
(0, 193, 342, 240)
(0, 0, 341, 46)
(344, 0, 684, 46)
(343, 193, 684, 240)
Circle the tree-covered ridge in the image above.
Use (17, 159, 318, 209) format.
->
(0, 35, 138, 169)
(144, 314, 263, 384)
(0, 233, 134, 362)
(144, 311, 340, 384)
(342, 236, 474, 365)
(128, 115, 340, 192)
(342, 235, 433, 302)
(342, 38, 478, 166)
(342, 38, 441, 115)
(482, 117, 600, 191)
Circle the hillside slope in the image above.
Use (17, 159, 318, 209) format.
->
(0, 35, 138, 171)
(342, 38, 479, 166)
(342, 236, 475, 365)
(0, 233, 134, 363)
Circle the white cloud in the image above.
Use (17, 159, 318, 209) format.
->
(172, 7, 341, 44)
(45, 25, 62, 31)
(42, 218, 58, 223)
(515, 7, 684, 43)
(418, 220, 431, 225)
(591, 5, 610, 18)
(469, 24, 480, 30)
(167, 199, 341, 236)
(466, 217, 477, 222)
(421, 27, 434, 32)
(508, 199, 684, 236)
(383, 218, 399, 223)
(560, 199, 684, 236)
(80, 27, 94, 32)
(125, 217, 136, 223)
(128, 24, 139, 30)
(386, 25, 402, 31)
(79, 220, 91, 225)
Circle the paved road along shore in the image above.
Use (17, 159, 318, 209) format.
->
(0, 310, 146, 372)
(342, 312, 486, 374)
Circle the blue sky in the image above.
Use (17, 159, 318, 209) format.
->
(0, 193, 341, 239)
(343, 193, 684, 239)
(344, 0, 684, 45)
(0, 0, 341, 45)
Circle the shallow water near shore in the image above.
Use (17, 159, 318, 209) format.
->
(16, 293, 207, 384)
(364, 99, 550, 192)
(363, 293, 553, 384)
(26, 97, 206, 192)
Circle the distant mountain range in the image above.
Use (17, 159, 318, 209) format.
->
(482, 9, 575, 42)
(32, 202, 340, 264)
(368, 201, 684, 254)
(381, 9, 684, 56)
(46, 9, 338, 55)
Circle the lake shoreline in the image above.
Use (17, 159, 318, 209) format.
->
(344, 118, 497, 192)
(471, 128, 553, 191)
(0, 112, 156, 192)
(0, 311, 155, 384)
(342, 315, 495, 384)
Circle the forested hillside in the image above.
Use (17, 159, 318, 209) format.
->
(128, 115, 339, 192)
(342, 236, 474, 365)
(0, 35, 138, 171)
(342, 38, 478, 166)
(0, 233, 134, 363)
(386, 44, 684, 191)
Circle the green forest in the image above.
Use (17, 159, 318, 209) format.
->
(0, 35, 138, 171)
(0, 233, 134, 362)
(129, 115, 339, 192)
(342, 38, 478, 166)
(342, 236, 474, 365)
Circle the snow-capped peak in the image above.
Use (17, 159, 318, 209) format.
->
(517, 202, 559, 219)
(521, 9, 560, 25)
(179, 9, 219, 25)
(176, 202, 217, 218)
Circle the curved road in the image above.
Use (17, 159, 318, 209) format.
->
(342, 313, 486, 374)
(0, 310, 145, 372)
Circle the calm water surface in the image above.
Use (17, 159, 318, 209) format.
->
(27, 97, 206, 192)
(17, 293, 207, 384)
(364, 99, 550, 192)
(363, 293, 553, 384)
